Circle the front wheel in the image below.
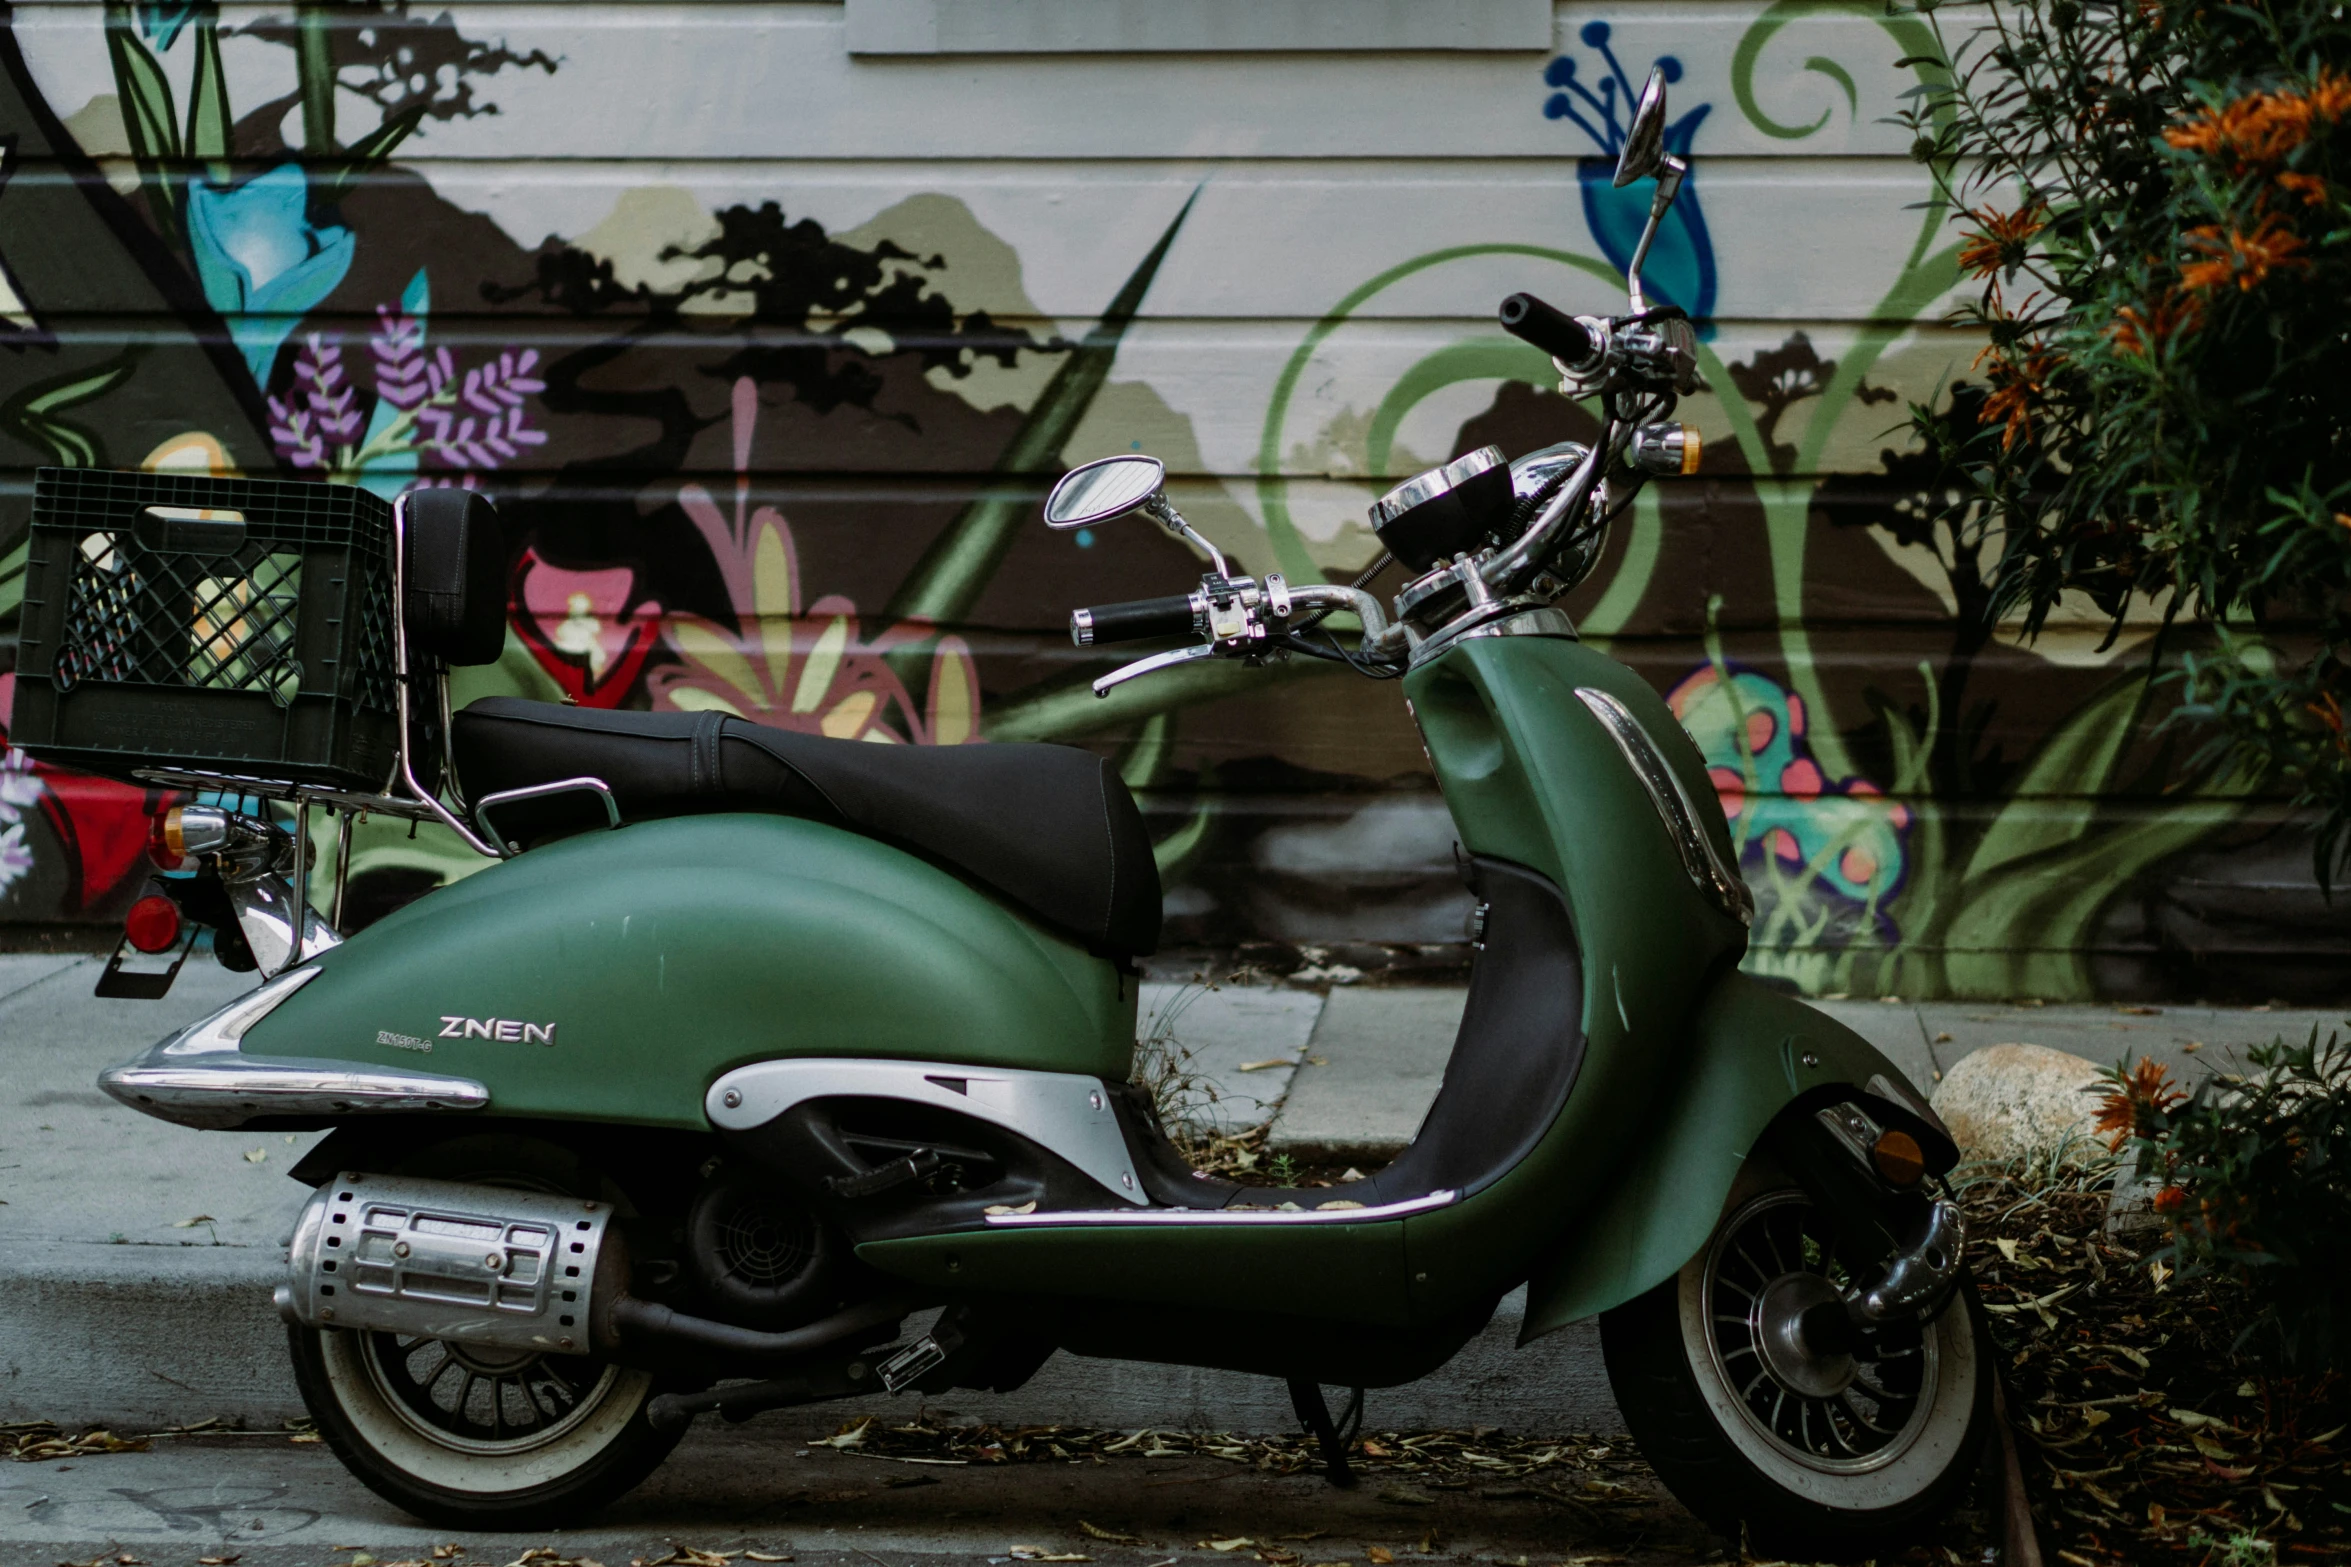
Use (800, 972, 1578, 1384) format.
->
(1600, 1178, 1991, 1558)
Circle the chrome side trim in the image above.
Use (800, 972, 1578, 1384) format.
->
(1573, 686, 1755, 927)
(707, 1059, 1148, 1207)
(96, 965, 490, 1129)
(984, 1188, 1460, 1227)
(99, 1059, 490, 1130)
(154, 965, 323, 1058)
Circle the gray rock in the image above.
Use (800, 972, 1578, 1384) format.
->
(1929, 1042, 2115, 1166)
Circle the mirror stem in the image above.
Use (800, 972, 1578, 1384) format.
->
(1141, 493, 1233, 579)
(1623, 155, 1687, 316)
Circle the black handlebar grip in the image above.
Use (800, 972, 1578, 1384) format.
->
(1071, 594, 1199, 647)
(1498, 293, 1596, 367)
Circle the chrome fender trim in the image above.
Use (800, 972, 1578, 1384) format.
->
(983, 1188, 1460, 1227)
(97, 966, 489, 1130)
(1573, 686, 1754, 926)
(706, 1059, 1148, 1207)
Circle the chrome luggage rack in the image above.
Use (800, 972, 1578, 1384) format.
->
(129, 494, 617, 970)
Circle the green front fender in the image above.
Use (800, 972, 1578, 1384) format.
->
(1518, 970, 1910, 1339)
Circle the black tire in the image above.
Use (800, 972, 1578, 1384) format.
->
(1599, 1170, 1991, 1559)
(290, 1321, 682, 1530)
(286, 1132, 687, 1529)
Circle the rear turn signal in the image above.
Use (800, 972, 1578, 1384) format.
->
(1872, 1128, 1926, 1187)
(124, 893, 182, 955)
(146, 807, 186, 871)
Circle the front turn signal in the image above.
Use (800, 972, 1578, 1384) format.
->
(1872, 1128, 1926, 1187)
(1628, 423, 1703, 476)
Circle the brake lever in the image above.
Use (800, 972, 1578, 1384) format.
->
(1091, 642, 1220, 699)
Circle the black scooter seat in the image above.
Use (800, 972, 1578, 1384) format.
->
(451, 698, 1161, 956)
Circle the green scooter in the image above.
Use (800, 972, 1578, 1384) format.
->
(66, 69, 1987, 1558)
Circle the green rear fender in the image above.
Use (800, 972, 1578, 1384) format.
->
(1517, 970, 1909, 1338)
(241, 813, 1137, 1129)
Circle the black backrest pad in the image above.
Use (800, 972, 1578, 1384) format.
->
(451, 699, 1162, 955)
(402, 488, 506, 666)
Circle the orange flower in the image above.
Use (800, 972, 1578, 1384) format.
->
(2110, 290, 2203, 355)
(1976, 348, 2060, 450)
(2152, 1186, 2188, 1214)
(2312, 693, 2350, 757)
(2164, 69, 2351, 168)
(2095, 1056, 2187, 1151)
(2179, 216, 2308, 294)
(1958, 203, 2047, 280)
(2276, 171, 2331, 207)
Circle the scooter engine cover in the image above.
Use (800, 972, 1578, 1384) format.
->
(685, 1174, 842, 1329)
(1369, 446, 1515, 571)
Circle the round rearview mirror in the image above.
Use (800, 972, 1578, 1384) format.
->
(1612, 67, 1671, 189)
(1045, 454, 1167, 530)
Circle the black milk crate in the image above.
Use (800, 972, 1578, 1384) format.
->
(7, 468, 400, 790)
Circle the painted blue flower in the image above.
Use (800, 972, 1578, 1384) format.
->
(136, 2, 214, 49)
(186, 162, 356, 388)
(1544, 21, 1717, 330)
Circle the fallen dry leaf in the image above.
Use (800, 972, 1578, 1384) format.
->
(243, 1147, 267, 1163)
(811, 1418, 873, 1449)
(1197, 1540, 1253, 1553)
(1078, 1523, 1148, 1546)
(1365, 1550, 1395, 1565)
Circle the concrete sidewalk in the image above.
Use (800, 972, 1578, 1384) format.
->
(3, 951, 2342, 1432)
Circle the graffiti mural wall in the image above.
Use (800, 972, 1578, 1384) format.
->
(0, 1, 2340, 999)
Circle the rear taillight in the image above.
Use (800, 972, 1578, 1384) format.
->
(125, 893, 183, 954)
(146, 808, 186, 871)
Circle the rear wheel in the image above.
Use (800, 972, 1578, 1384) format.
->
(287, 1133, 686, 1529)
(1600, 1174, 1990, 1558)
(291, 1321, 677, 1529)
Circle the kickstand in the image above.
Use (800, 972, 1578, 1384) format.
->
(1288, 1380, 1365, 1489)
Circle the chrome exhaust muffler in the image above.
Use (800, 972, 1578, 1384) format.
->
(276, 1171, 621, 1356)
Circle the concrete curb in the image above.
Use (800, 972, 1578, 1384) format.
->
(0, 1234, 1620, 1435)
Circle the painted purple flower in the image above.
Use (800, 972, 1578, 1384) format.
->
(415, 350, 547, 469)
(266, 334, 364, 470)
(372, 302, 454, 412)
(265, 291, 546, 484)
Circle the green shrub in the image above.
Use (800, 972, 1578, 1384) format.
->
(2099, 1034, 2351, 1369)
(1898, 0, 2351, 879)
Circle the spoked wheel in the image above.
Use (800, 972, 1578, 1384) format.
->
(287, 1137, 685, 1529)
(1600, 1174, 1990, 1559)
